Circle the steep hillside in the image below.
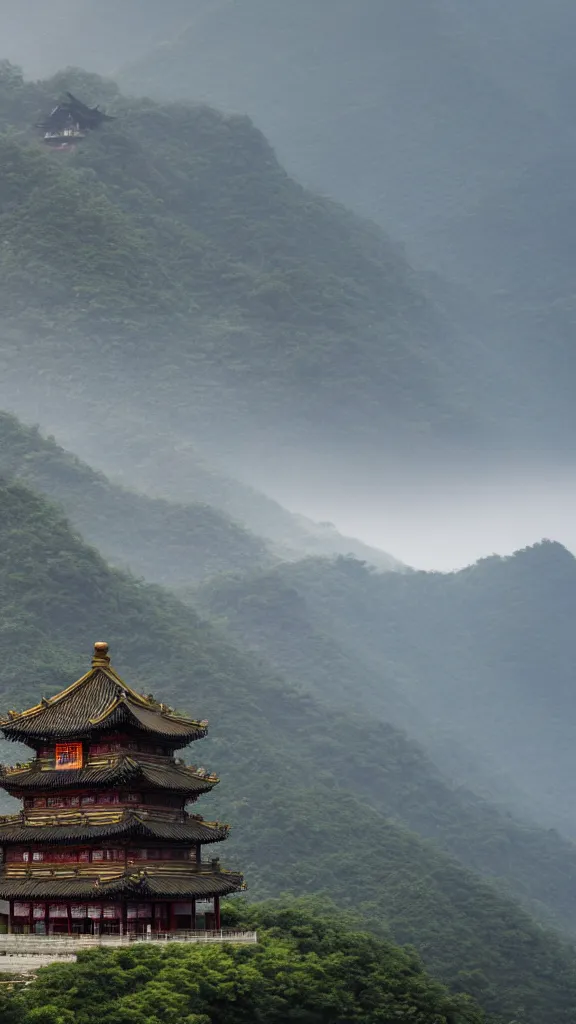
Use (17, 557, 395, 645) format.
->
(197, 543, 576, 836)
(0, 410, 271, 585)
(0, 411, 400, 573)
(2, 480, 576, 1021)
(116, 0, 576, 273)
(117, 0, 576, 451)
(0, 63, 502, 464)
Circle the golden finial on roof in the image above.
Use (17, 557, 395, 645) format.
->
(92, 641, 110, 667)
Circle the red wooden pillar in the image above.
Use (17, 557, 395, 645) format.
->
(191, 899, 196, 932)
(67, 903, 72, 935)
(169, 902, 176, 933)
(215, 897, 221, 930)
(7, 900, 12, 934)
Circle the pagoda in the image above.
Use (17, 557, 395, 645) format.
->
(0, 642, 244, 936)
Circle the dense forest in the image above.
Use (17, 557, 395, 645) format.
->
(0, 899, 485, 1024)
(195, 547, 576, 835)
(2, 478, 576, 1021)
(115, 0, 576, 450)
(0, 60, 502, 463)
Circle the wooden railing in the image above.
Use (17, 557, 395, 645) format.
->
(0, 931, 257, 954)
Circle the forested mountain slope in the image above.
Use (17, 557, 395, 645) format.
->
(117, 0, 576, 270)
(117, 0, 576, 451)
(0, 411, 400, 573)
(0, 411, 271, 585)
(2, 480, 576, 1021)
(0, 63, 504, 463)
(197, 543, 576, 836)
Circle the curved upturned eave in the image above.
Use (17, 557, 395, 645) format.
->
(0, 870, 245, 901)
(0, 668, 208, 747)
(0, 812, 230, 845)
(0, 757, 219, 796)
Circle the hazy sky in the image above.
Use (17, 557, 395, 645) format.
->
(254, 463, 576, 571)
(1, 364, 573, 574)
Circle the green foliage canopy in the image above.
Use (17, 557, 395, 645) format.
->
(2, 899, 485, 1024)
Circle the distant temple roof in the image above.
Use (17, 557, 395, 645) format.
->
(0, 643, 208, 747)
(36, 92, 115, 133)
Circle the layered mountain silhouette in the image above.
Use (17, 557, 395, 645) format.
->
(196, 542, 576, 837)
(3, 475, 576, 1023)
(0, 412, 400, 575)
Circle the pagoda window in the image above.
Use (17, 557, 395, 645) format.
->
(90, 741, 123, 755)
(33, 797, 46, 809)
(96, 792, 119, 805)
(55, 742, 83, 769)
(49, 904, 68, 918)
(47, 796, 66, 808)
(125, 792, 141, 804)
(137, 848, 183, 861)
(24, 797, 33, 809)
(43, 850, 74, 863)
(127, 902, 153, 920)
(69, 795, 80, 807)
(92, 849, 123, 862)
(81, 794, 96, 806)
(6, 848, 28, 863)
(38, 848, 90, 863)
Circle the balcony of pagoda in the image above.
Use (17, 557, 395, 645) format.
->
(3, 863, 226, 881)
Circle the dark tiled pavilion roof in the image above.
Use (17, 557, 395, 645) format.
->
(0, 870, 244, 901)
(0, 643, 207, 747)
(0, 757, 218, 795)
(0, 811, 229, 845)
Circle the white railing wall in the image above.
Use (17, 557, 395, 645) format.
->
(0, 930, 257, 954)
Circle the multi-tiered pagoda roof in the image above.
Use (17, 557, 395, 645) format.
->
(0, 643, 244, 934)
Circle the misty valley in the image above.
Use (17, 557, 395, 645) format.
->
(0, 4, 576, 1022)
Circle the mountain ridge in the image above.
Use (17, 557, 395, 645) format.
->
(196, 541, 576, 836)
(0, 410, 401, 575)
(0, 62, 506, 467)
(2, 477, 576, 1021)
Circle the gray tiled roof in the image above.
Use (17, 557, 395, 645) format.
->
(0, 870, 244, 900)
(0, 812, 229, 845)
(1, 757, 217, 795)
(1, 668, 207, 747)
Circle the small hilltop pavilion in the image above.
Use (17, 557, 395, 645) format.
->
(0, 642, 245, 938)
